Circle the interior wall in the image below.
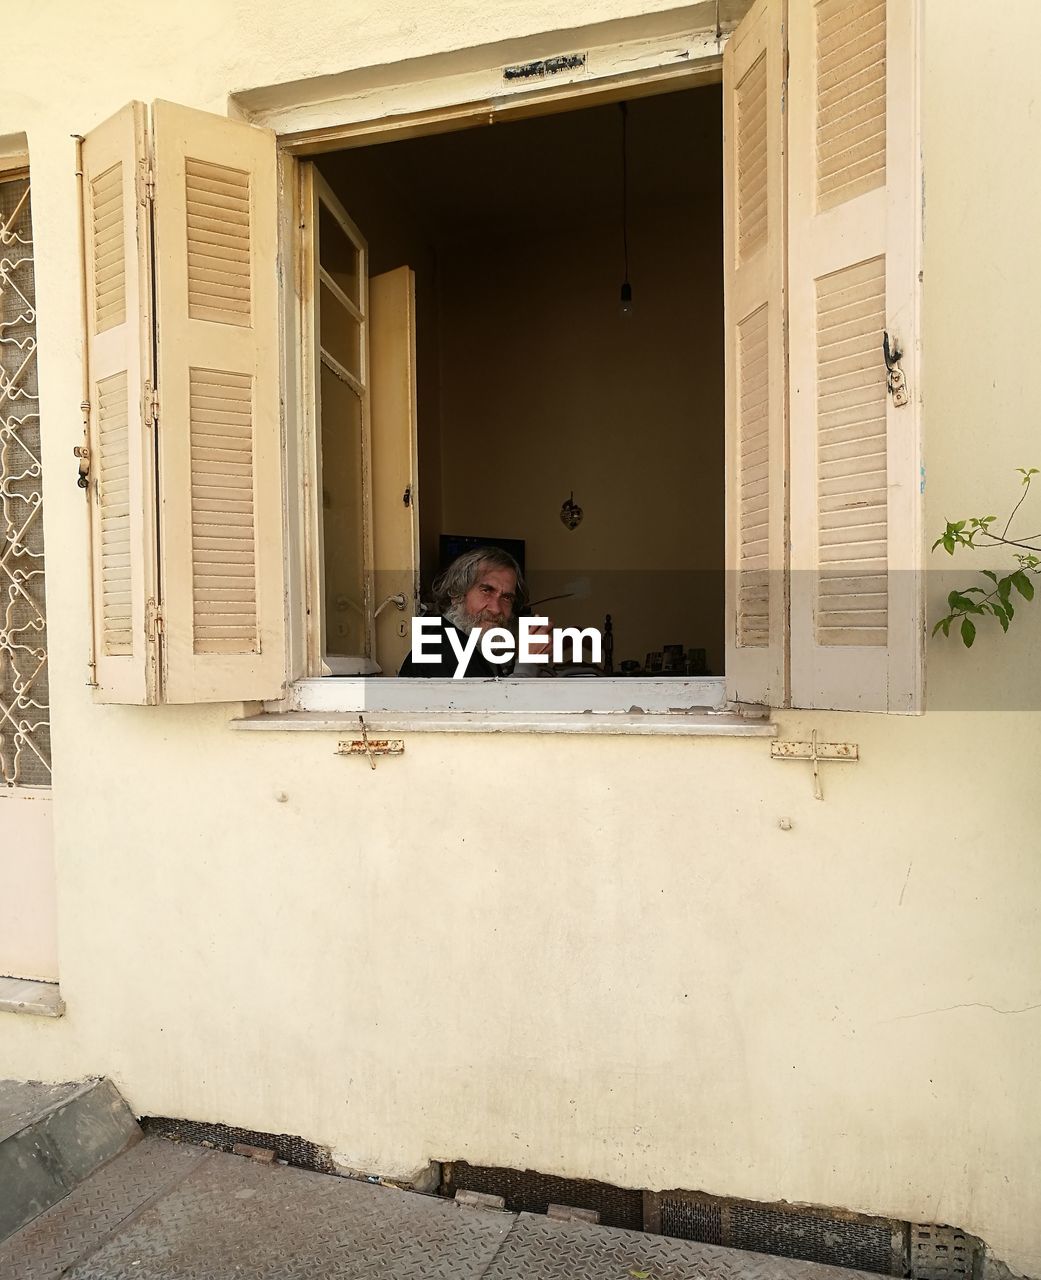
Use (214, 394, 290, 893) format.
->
(439, 197, 723, 670)
(322, 88, 725, 672)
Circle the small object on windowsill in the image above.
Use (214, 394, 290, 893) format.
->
(620, 659, 640, 676)
(662, 643, 684, 673)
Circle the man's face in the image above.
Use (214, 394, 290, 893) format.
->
(459, 565, 517, 631)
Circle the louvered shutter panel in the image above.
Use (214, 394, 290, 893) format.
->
(789, 0, 923, 712)
(81, 102, 159, 704)
(724, 0, 788, 707)
(150, 101, 287, 702)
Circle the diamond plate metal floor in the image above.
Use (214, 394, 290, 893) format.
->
(0, 1137, 882, 1280)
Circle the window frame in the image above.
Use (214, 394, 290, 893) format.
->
(269, 24, 741, 717)
(300, 163, 376, 677)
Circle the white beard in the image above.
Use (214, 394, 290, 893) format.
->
(444, 600, 509, 635)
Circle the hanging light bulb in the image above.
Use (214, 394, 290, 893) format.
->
(619, 102, 633, 317)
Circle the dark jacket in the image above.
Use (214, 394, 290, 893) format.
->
(397, 617, 501, 678)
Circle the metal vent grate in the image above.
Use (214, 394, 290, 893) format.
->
(660, 1195, 724, 1245)
(910, 1224, 980, 1280)
(647, 1190, 906, 1275)
(441, 1162, 643, 1231)
(143, 1116, 335, 1174)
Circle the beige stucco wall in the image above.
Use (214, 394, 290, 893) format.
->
(0, 793, 57, 981)
(1, 1, 1039, 1275)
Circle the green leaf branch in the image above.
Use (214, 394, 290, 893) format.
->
(932, 468, 1041, 647)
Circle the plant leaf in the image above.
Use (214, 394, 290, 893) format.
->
(1013, 571, 1035, 601)
(960, 617, 976, 647)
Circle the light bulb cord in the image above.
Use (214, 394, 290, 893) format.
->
(620, 101, 630, 287)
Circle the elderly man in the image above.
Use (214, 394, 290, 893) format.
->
(398, 546, 544, 678)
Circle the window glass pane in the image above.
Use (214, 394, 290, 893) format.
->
(319, 201, 359, 306)
(319, 282, 362, 382)
(320, 363, 366, 655)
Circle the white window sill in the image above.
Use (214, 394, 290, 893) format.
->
(232, 709, 776, 737)
(0, 975, 64, 1018)
(272, 675, 730, 716)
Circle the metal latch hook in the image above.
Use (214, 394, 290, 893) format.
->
(883, 331, 909, 407)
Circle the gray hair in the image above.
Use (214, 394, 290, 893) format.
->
(431, 546, 525, 616)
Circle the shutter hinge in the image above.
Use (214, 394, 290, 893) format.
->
(143, 381, 159, 426)
(146, 598, 164, 641)
(144, 167, 155, 203)
(781, 46, 790, 113)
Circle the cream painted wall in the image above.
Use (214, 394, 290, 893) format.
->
(0, 794, 57, 981)
(0, 2, 1039, 1276)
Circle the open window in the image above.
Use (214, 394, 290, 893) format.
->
(300, 86, 729, 692)
(80, 0, 921, 716)
(293, 0, 921, 713)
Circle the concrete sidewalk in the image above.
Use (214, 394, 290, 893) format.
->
(0, 1136, 882, 1280)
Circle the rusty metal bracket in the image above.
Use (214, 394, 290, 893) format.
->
(337, 717, 404, 770)
(771, 730, 857, 800)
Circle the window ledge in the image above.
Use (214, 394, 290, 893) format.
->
(0, 975, 64, 1018)
(231, 709, 776, 737)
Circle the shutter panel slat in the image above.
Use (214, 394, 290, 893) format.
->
(816, 0, 888, 211)
(790, 0, 923, 712)
(725, 0, 787, 705)
(152, 100, 286, 702)
(82, 102, 159, 703)
(185, 156, 252, 328)
(97, 371, 132, 654)
(737, 305, 771, 648)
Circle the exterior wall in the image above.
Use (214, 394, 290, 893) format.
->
(0, 2, 1039, 1276)
(0, 793, 57, 981)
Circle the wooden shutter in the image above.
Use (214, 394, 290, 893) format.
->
(81, 102, 159, 704)
(724, 0, 788, 707)
(788, 0, 923, 712)
(150, 101, 287, 702)
(370, 266, 420, 676)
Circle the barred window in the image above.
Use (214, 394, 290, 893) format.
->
(0, 172, 49, 786)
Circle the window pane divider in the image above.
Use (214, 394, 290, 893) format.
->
(318, 265, 362, 321)
(319, 347, 363, 396)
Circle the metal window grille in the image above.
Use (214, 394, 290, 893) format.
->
(0, 173, 49, 787)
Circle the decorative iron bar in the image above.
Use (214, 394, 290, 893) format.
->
(0, 174, 50, 787)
